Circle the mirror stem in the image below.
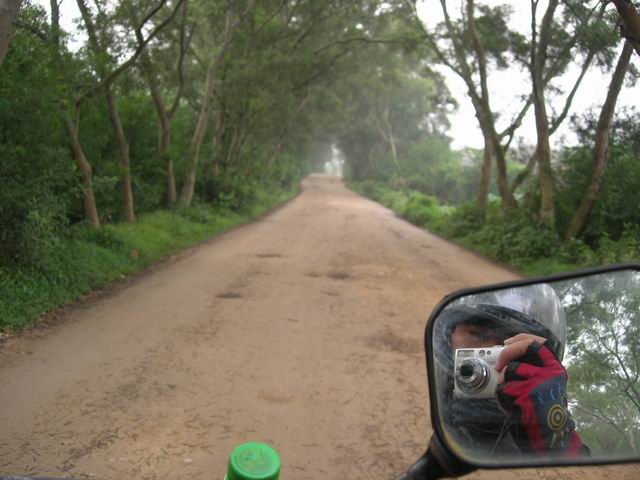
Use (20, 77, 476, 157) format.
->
(396, 435, 476, 479)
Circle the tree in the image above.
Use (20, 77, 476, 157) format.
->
(409, 0, 531, 211)
(564, 40, 634, 240)
(126, 0, 193, 206)
(529, 0, 559, 227)
(10, 1, 102, 227)
(511, 1, 616, 227)
(76, 0, 184, 222)
(50, 0, 101, 227)
(178, 0, 256, 208)
(0, 0, 22, 65)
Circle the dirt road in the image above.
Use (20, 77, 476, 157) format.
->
(0, 175, 635, 479)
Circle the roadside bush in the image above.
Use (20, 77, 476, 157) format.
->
(437, 201, 485, 238)
(379, 189, 409, 213)
(403, 192, 442, 227)
(351, 179, 384, 200)
(463, 208, 561, 267)
(593, 224, 640, 264)
(79, 224, 126, 250)
(556, 238, 594, 266)
(175, 204, 218, 224)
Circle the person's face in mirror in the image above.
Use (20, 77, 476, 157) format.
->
(451, 322, 508, 350)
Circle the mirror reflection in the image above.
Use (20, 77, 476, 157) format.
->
(432, 269, 640, 464)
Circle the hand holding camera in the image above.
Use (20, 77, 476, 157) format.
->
(453, 334, 549, 399)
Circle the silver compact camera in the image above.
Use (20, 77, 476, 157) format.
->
(453, 346, 505, 399)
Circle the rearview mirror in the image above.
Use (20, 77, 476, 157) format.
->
(425, 264, 640, 472)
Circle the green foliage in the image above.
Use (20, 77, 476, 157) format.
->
(403, 192, 442, 227)
(0, 20, 78, 265)
(435, 202, 485, 239)
(556, 109, 640, 244)
(0, 189, 295, 332)
(379, 189, 409, 213)
(558, 272, 640, 454)
(350, 179, 385, 200)
(400, 138, 476, 204)
(450, 203, 561, 269)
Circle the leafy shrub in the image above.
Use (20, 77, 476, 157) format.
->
(557, 238, 594, 266)
(350, 180, 384, 200)
(437, 202, 485, 238)
(175, 204, 218, 224)
(403, 192, 442, 227)
(379, 190, 409, 213)
(79, 225, 126, 250)
(463, 208, 562, 267)
(593, 224, 640, 264)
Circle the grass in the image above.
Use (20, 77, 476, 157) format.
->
(0, 189, 296, 332)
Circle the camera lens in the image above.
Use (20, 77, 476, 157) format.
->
(459, 363, 474, 379)
(456, 358, 489, 394)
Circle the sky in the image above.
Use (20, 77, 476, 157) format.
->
(36, 0, 638, 151)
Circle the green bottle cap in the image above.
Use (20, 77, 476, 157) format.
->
(226, 442, 281, 480)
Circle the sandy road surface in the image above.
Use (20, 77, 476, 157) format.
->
(0, 175, 636, 479)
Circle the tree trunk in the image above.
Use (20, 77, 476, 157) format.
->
(127, 0, 185, 208)
(179, 37, 228, 205)
(225, 126, 242, 167)
(179, 76, 214, 207)
(611, 0, 640, 56)
(471, 94, 516, 211)
(531, 0, 559, 227)
(210, 103, 226, 178)
(63, 113, 100, 227)
(467, 0, 515, 211)
(533, 101, 554, 226)
(477, 131, 492, 209)
(565, 40, 633, 240)
(510, 152, 538, 195)
(140, 49, 177, 207)
(105, 86, 135, 223)
(147, 72, 177, 206)
(388, 126, 398, 169)
(160, 122, 177, 206)
(0, 0, 22, 65)
(490, 129, 517, 210)
(267, 141, 283, 170)
(50, 0, 100, 227)
(376, 104, 399, 170)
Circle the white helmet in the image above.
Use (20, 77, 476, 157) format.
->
(448, 283, 566, 359)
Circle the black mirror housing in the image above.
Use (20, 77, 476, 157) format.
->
(424, 263, 640, 474)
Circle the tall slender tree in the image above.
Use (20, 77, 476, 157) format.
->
(565, 40, 634, 240)
(0, 0, 22, 65)
(178, 0, 256, 207)
(126, 0, 193, 207)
